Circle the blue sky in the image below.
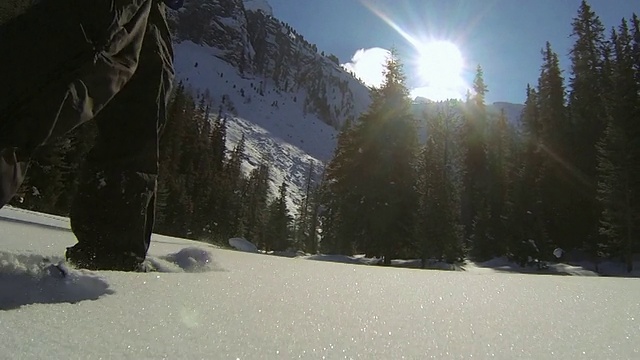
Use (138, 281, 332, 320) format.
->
(267, 0, 639, 104)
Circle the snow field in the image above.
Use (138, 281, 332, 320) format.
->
(2, 207, 640, 359)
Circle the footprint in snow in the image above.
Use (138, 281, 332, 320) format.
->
(0, 252, 114, 310)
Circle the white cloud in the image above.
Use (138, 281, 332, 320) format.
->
(341, 47, 391, 88)
(341, 46, 470, 102)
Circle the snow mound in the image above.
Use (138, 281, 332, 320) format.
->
(301, 254, 462, 270)
(228, 237, 258, 253)
(156, 246, 219, 272)
(0, 252, 114, 310)
(465, 256, 600, 276)
(567, 259, 640, 277)
(243, 0, 273, 16)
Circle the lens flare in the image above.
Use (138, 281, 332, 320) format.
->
(417, 40, 464, 87)
(357, 0, 497, 101)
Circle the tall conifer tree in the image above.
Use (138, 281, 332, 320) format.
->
(416, 103, 465, 264)
(597, 19, 640, 271)
(567, 0, 607, 254)
(536, 42, 570, 253)
(323, 49, 418, 263)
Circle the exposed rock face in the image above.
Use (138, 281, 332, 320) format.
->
(169, 0, 370, 129)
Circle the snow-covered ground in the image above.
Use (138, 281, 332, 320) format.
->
(297, 253, 640, 277)
(2, 206, 640, 359)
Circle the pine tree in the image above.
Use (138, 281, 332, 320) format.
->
(482, 109, 513, 259)
(177, 93, 200, 237)
(294, 162, 320, 253)
(306, 184, 322, 254)
(190, 93, 216, 239)
(536, 42, 571, 254)
(632, 14, 640, 89)
(211, 114, 227, 174)
(265, 182, 293, 251)
(472, 65, 489, 111)
(242, 162, 270, 248)
(567, 0, 607, 255)
(205, 114, 229, 241)
(320, 119, 359, 255)
(218, 135, 247, 240)
(416, 103, 465, 264)
(508, 85, 546, 264)
(155, 84, 200, 238)
(596, 19, 640, 272)
(322, 48, 419, 263)
(156, 83, 188, 233)
(462, 65, 490, 253)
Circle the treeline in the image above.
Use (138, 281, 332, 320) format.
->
(318, 1, 640, 271)
(517, 3, 640, 271)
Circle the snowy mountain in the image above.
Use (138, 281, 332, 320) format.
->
(167, 0, 371, 208)
(169, 0, 370, 129)
(243, 0, 273, 16)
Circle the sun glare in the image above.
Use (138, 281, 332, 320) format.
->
(417, 41, 464, 87)
(358, 0, 469, 100)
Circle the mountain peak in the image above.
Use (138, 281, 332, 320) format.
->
(243, 0, 273, 16)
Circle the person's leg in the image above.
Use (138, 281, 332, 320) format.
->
(0, 0, 156, 208)
(0, 0, 88, 207)
(66, 2, 175, 271)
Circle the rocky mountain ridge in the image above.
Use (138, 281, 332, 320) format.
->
(169, 0, 371, 129)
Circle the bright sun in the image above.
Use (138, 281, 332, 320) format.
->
(417, 40, 464, 88)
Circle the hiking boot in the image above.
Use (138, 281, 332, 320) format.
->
(65, 244, 146, 272)
(0, 147, 29, 208)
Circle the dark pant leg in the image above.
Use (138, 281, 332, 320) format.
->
(0, 0, 89, 133)
(0, 0, 91, 206)
(0, 0, 157, 208)
(0, 0, 156, 154)
(67, 2, 174, 269)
